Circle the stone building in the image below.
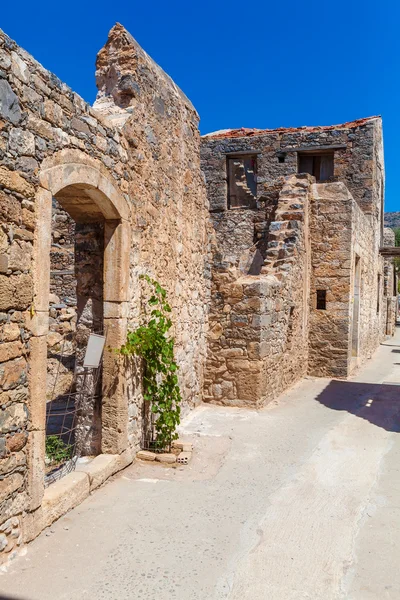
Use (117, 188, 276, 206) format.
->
(0, 23, 396, 561)
(201, 118, 397, 405)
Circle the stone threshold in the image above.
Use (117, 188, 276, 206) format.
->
(20, 450, 133, 551)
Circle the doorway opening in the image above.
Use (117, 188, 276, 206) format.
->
(351, 255, 361, 358)
(45, 190, 105, 483)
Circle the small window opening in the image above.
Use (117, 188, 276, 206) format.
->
(287, 306, 295, 344)
(227, 155, 257, 209)
(277, 152, 286, 164)
(298, 152, 334, 182)
(316, 290, 327, 310)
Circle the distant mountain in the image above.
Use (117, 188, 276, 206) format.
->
(385, 212, 400, 230)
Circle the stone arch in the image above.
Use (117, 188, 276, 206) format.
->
(28, 151, 131, 510)
(39, 149, 130, 222)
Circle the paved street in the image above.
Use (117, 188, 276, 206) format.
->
(1, 330, 400, 600)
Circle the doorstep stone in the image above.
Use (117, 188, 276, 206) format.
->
(75, 454, 120, 491)
(155, 453, 176, 464)
(42, 471, 90, 529)
(137, 450, 156, 461)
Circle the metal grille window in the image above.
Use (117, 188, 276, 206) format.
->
(227, 155, 257, 209)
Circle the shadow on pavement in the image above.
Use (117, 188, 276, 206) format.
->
(316, 380, 400, 432)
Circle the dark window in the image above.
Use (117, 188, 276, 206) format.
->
(277, 152, 286, 163)
(298, 153, 334, 182)
(377, 274, 381, 313)
(316, 290, 327, 310)
(227, 155, 257, 209)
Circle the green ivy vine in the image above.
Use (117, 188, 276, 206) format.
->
(120, 275, 182, 449)
(45, 435, 72, 464)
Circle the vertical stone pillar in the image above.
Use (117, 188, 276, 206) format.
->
(27, 187, 52, 510)
(101, 219, 130, 454)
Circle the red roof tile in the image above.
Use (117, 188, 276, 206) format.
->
(203, 116, 380, 140)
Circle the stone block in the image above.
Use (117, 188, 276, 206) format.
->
(28, 336, 47, 430)
(0, 358, 27, 391)
(137, 450, 156, 461)
(247, 341, 269, 360)
(25, 310, 48, 337)
(75, 454, 120, 491)
(9, 128, 35, 156)
(21, 507, 44, 544)
(0, 341, 23, 363)
(0, 473, 24, 504)
(43, 99, 64, 127)
(27, 115, 54, 140)
(0, 274, 33, 311)
(155, 453, 176, 464)
(26, 430, 45, 511)
(0, 190, 21, 224)
(0, 451, 26, 476)
(6, 432, 27, 452)
(42, 471, 90, 529)
(172, 440, 193, 452)
(117, 447, 134, 470)
(0, 166, 34, 197)
(226, 359, 262, 373)
(0, 254, 8, 273)
(1, 322, 20, 342)
(0, 79, 22, 125)
(209, 322, 223, 340)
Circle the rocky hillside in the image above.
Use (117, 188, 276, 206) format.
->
(385, 212, 400, 229)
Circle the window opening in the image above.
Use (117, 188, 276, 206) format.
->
(227, 155, 257, 209)
(277, 152, 286, 164)
(316, 290, 327, 310)
(298, 153, 334, 182)
(377, 274, 381, 313)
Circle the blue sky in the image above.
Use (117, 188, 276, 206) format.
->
(2, 0, 399, 212)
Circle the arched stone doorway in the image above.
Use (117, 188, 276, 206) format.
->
(28, 150, 131, 509)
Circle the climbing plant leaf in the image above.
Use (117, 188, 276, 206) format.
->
(119, 275, 182, 449)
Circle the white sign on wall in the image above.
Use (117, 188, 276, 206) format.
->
(83, 334, 106, 368)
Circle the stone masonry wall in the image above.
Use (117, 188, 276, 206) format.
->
(0, 23, 209, 562)
(202, 117, 383, 218)
(204, 175, 311, 406)
(309, 182, 388, 378)
(382, 228, 397, 337)
(0, 29, 132, 561)
(94, 24, 210, 445)
(202, 116, 387, 391)
(309, 183, 354, 377)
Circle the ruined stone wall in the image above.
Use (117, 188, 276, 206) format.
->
(0, 24, 209, 561)
(204, 175, 311, 406)
(382, 228, 397, 337)
(352, 197, 385, 364)
(0, 29, 132, 559)
(94, 24, 210, 444)
(309, 182, 389, 378)
(308, 184, 354, 377)
(202, 117, 386, 390)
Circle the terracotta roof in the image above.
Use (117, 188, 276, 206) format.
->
(202, 116, 380, 140)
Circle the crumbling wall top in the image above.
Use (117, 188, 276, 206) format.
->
(94, 23, 197, 126)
